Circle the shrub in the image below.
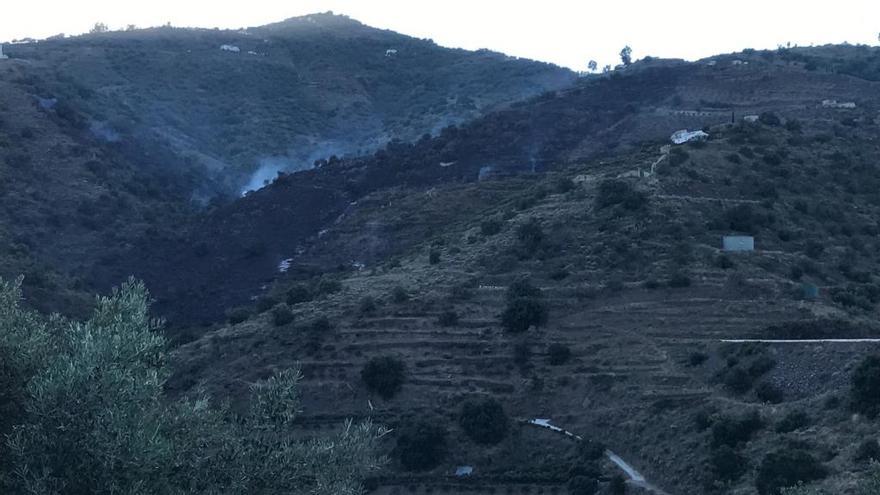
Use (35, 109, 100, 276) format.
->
(755, 449, 827, 495)
(854, 438, 880, 462)
(429, 249, 441, 265)
(723, 204, 772, 233)
(310, 316, 332, 333)
(687, 352, 709, 367)
(547, 343, 572, 365)
(852, 354, 880, 417)
(359, 296, 377, 315)
(776, 411, 809, 433)
(711, 411, 763, 448)
(711, 445, 748, 482)
(437, 310, 458, 327)
(501, 298, 548, 333)
(361, 356, 406, 399)
(722, 367, 755, 393)
(501, 279, 548, 333)
(0, 278, 382, 493)
(459, 398, 509, 445)
(391, 286, 409, 303)
(513, 342, 531, 367)
(395, 419, 447, 471)
(610, 474, 627, 494)
(226, 306, 251, 324)
(716, 255, 735, 270)
(756, 381, 784, 403)
(668, 273, 692, 288)
(515, 218, 544, 257)
(481, 217, 503, 236)
(270, 303, 295, 326)
(567, 476, 598, 495)
(286, 284, 313, 304)
(596, 180, 647, 210)
(759, 111, 782, 126)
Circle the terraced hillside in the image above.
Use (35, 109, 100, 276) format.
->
(170, 114, 880, 493)
(119, 45, 880, 327)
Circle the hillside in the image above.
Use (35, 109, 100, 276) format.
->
(2, 12, 575, 194)
(107, 46, 880, 327)
(0, 13, 574, 314)
(168, 105, 880, 493)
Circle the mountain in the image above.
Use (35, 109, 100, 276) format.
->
(0, 13, 575, 313)
(108, 45, 880, 327)
(165, 46, 880, 493)
(2, 12, 575, 194)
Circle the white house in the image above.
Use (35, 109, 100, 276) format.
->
(743, 115, 759, 123)
(670, 129, 709, 145)
(385, 49, 398, 57)
(0, 45, 8, 60)
(822, 99, 856, 109)
(220, 44, 241, 53)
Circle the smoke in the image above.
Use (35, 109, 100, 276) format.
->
(240, 157, 291, 196)
(239, 140, 358, 196)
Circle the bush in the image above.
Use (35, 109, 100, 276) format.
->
(270, 303, 295, 326)
(428, 249, 441, 265)
(501, 298, 548, 333)
(0, 278, 382, 493)
(711, 411, 763, 448)
(759, 111, 782, 126)
(286, 284, 313, 304)
(481, 217, 503, 236)
(596, 180, 648, 210)
(226, 306, 251, 324)
(513, 342, 531, 368)
(361, 356, 406, 399)
(395, 419, 447, 471)
(668, 273, 692, 288)
(567, 475, 598, 495)
(755, 449, 827, 495)
(459, 397, 509, 445)
(310, 316, 332, 333)
(854, 438, 880, 462)
(687, 352, 709, 367)
(501, 279, 548, 332)
(776, 411, 809, 433)
(756, 381, 784, 403)
(515, 218, 544, 257)
(723, 204, 772, 233)
(359, 296, 377, 315)
(437, 310, 458, 327)
(610, 474, 627, 494)
(852, 354, 880, 417)
(391, 286, 409, 303)
(547, 343, 572, 365)
(711, 445, 748, 482)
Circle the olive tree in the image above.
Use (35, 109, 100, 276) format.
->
(0, 277, 384, 494)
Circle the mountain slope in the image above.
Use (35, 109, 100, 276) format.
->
(110, 46, 880, 326)
(3, 12, 575, 194)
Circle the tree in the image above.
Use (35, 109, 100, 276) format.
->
(0, 277, 384, 494)
(501, 279, 548, 332)
(852, 354, 880, 416)
(89, 22, 109, 34)
(361, 356, 406, 399)
(755, 449, 827, 495)
(395, 419, 447, 471)
(459, 397, 509, 445)
(587, 60, 598, 72)
(620, 45, 633, 66)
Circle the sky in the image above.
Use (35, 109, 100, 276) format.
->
(2, 1, 879, 70)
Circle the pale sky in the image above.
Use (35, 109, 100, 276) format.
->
(2, 1, 879, 70)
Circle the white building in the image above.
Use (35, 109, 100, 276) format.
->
(670, 129, 709, 145)
(0, 45, 8, 60)
(220, 44, 241, 53)
(385, 49, 398, 57)
(722, 236, 755, 252)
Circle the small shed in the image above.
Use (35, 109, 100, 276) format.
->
(455, 466, 473, 477)
(0, 45, 8, 60)
(722, 235, 754, 252)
